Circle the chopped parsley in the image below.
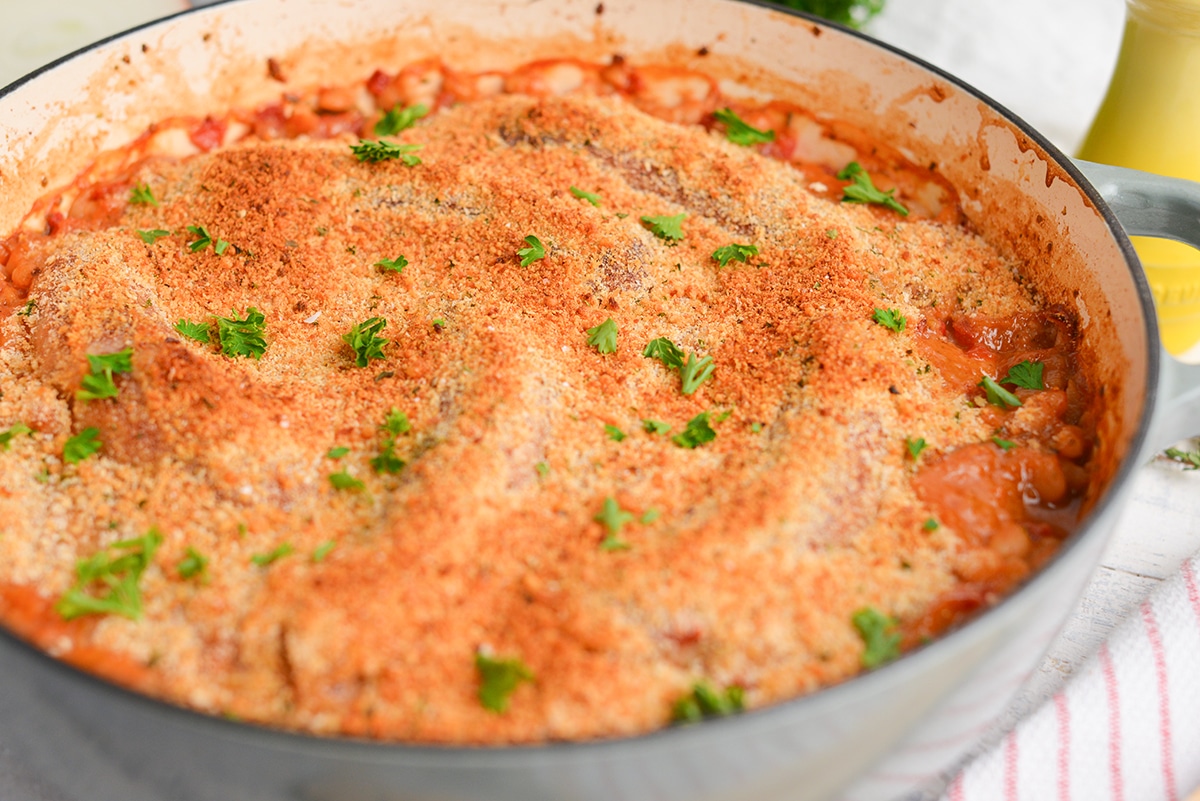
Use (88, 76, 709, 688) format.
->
(177, 547, 209, 581)
(672, 412, 716, 449)
(216, 308, 268, 359)
(750, 422, 763, 433)
(518, 235, 546, 267)
(569, 185, 602, 206)
(329, 470, 366, 491)
(382, 408, 411, 436)
(370, 440, 406, 474)
(872, 307, 907, 333)
(680, 353, 715, 395)
(922, 518, 940, 531)
(129, 182, 159, 207)
(641, 213, 687, 241)
(374, 102, 429, 136)
(641, 508, 660, 524)
(56, 528, 163, 620)
(136, 228, 171, 244)
(0, 422, 32, 451)
(251, 542, 295, 566)
(852, 606, 902, 669)
(376, 255, 408, 273)
(905, 436, 927, 460)
(16, 299, 36, 317)
(1165, 447, 1200, 469)
(836, 162, 909, 216)
(712, 243, 759, 267)
(642, 337, 685, 370)
(642, 419, 671, 435)
(312, 540, 337, 563)
(671, 682, 745, 724)
(992, 436, 1016, 451)
(326, 447, 350, 459)
(605, 424, 627, 442)
(350, 139, 423, 165)
(1001, 360, 1045, 391)
(174, 318, 212, 344)
(476, 653, 534, 713)
(594, 496, 634, 551)
(343, 316, 389, 367)
(77, 348, 134, 401)
(586, 318, 618, 354)
(63, 427, 102, 464)
(535, 461, 550, 477)
(712, 108, 775, 146)
(979, 375, 1023, 409)
(186, 224, 230, 255)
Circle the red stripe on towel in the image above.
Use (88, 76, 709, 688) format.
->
(1141, 601, 1178, 801)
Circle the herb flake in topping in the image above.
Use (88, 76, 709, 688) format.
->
(350, 139, 423, 165)
(77, 348, 133, 401)
(178, 547, 209, 581)
(642, 419, 671, 435)
(329, 470, 366, 491)
(56, 528, 162, 620)
(0, 422, 32, 451)
(569, 186, 602, 206)
(671, 412, 716, 449)
(852, 606, 902, 669)
(871, 307, 907, 333)
(837, 162, 909, 216)
(374, 103, 429, 137)
(712, 107, 775, 146)
(63, 427, 102, 464)
(680, 353, 715, 395)
(136, 228, 171, 244)
(174, 318, 212, 344)
(216, 308, 268, 359)
(671, 682, 745, 724)
(594, 496, 634, 551)
(1001, 360, 1045, 391)
(376, 255, 408, 274)
(251, 542, 295, 566)
(129, 182, 159, 207)
(712, 243, 759, 267)
(643, 337, 685, 370)
(992, 436, 1016, 451)
(905, 437, 927, 460)
(312, 540, 337, 563)
(343, 316, 389, 367)
(476, 653, 534, 713)
(586, 318, 618, 354)
(641, 213, 687, 241)
(518, 235, 546, 267)
(979, 375, 1022, 409)
(605, 424, 627, 442)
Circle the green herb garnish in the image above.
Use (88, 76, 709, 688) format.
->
(569, 186, 602, 206)
(129, 182, 159, 207)
(852, 606, 902, 669)
(672, 412, 717, 449)
(1165, 447, 1200, 469)
(374, 103, 429, 137)
(216, 308, 268, 359)
(518, 235, 546, 267)
(1000, 360, 1045, 391)
(642, 419, 671, 435)
(712, 243, 759, 267)
(641, 213, 687, 241)
(712, 108, 775, 146)
(0, 422, 32, 451)
(350, 139, 423, 165)
(476, 653, 534, 713)
(376, 255, 408, 274)
(605, 424, 627, 442)
(922, 518, 940, 531)
(343, 316, 389, 367)
(979, 375, 1022, 409)
(174, 318, 212, 344)
(77, 348, 133, 401)
(178, 547, 209, 581)
(594, 496, 634, 551)
(992, 436, 1016, 451)
(535, 461, 550, 477)
(56, 528, 162, 620)
(770, 0, 885, 30)
(905, 437, 927, 460)
(326, 447, 350, 459)
(312, 540, 337, 563)
(329, 470, 366, 491)
(680, 353, 715, 395)
(586, 318, 618, 354)
(186, 225, 230, 254)
(370, 440, 406, 474)
(382, 408, 411, 436)
(671, 682, 745, 724)
(251, 542, 295, 566)
(643, 337, 685, 370)
(63, 427, 102, 464)
(837, 162, 909, 216)
(136, 228, 171, 244)
(872, 307, 907, 333)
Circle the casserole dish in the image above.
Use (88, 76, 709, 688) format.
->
(0, 0, 1198, 799)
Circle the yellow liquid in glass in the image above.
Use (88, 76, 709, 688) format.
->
(1077, 0, 1200, 357)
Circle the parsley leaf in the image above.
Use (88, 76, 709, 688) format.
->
(350, 139, 423, 165)
(136, 228, 171, 244)
(0, 422, 32, 451)
(76, 348, 133, 401)
(905, 437, 927, 460)
(186, 224, 230, 254)
(16, 299, 36, 317)
(129, 182, 159, 207)
(642, 419, 671, 435)
(569, 185, 602, 206)
(63, 427, 102, 464)
(712, 108, 775, 146)
(641, 213, 687, 242)
(518, 235, 546, 267)
(712, 243, 759, 267)
(1001, 360, 1045, 391)
(535, 461, 550, 477)
(382, 408, 411, 436)
(992, 436, 1016, 451)
(251, 542, 295, 566)
(55, 528, 163, 620)
(476, 653, 534, 713)
(852, 606, 902, 669)
(370, 440, 406, 474)
(329, 470, 366, 491)
(872, 307, 907, 333)
(374, 102, 428, 137)
(680, 353, 715, 395)
(605, 424, 627, 442)
(174, 318, 212, 344)
(178, 547, 209, 581)
(672, 412, 717, 449)
(1165, 447, 1200, 469)
(770, 0, 884, 30)
(979, 375, 1023, 409)
(586, 318, 618, 354)
(376, 255, 408, 273)
(312, 540, 337, 562)
(343, 316, 389, 367)
(216, 308, 268, 359)
(594, 496, 634, 551)
(643, 337, 685, 370)
(326, 446, 350, 459)
(922, 518, 940, 531)
(836, 162, 909, 216)
(671, 682, 745, 724)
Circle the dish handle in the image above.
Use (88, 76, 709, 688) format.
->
(1073, 159, 1200, 452)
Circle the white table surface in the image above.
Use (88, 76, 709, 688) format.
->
(2, 0, 1199, 798)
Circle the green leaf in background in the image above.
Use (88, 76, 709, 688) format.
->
(770, 0, 885, 30)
